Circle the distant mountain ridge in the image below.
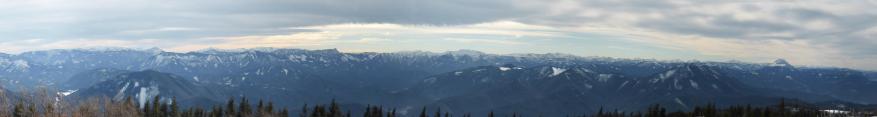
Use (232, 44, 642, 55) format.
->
(0, 47, 875, 116)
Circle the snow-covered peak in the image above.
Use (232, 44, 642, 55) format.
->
(445, 49, 486, 57)
(196, 47, 283, 53)
(73, 46, 163, 53)
(144, 47, 165, 54)
(770, 58, 793, 67)
(79, 46, 137, 51)
(550, 67, 567, 77)
(392, 50, 443, 56)
(0, 59, 30, 72)
(507, 53, 581, 59)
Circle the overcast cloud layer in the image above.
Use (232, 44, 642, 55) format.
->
(0, 0, 875, 70)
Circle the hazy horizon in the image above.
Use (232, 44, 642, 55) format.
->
(0, 46, 864, 72)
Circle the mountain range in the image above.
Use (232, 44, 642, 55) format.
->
(0, 47, 875, 116)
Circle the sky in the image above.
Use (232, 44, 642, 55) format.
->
(0, 0, 875, 70)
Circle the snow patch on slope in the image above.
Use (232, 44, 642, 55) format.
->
(12, 60, 30, 70)
(498, 67, 512, 71)
(114, 82, 131, 100)
(618, 81, 630, 90)
(550, 67, 567, 77)
(675, 98, 689, 109)
(136, 85, 160, 109)
(598, 74, 613, 82)
(59, 89, 78, 96)
(689, 80, 699, 89)
(821, 110, 850, 114)
(660, 70, 676, 80)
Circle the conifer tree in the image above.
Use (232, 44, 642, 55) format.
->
(27, 102, 36, 117)
(257, 99, 265, 116)
(330, 99, 342, 117)
(778, 98, 787, 117)
(434, 108, 441, 117)
(153, 96, 163, 117)
(226, 98, 236, 116)
(279, 107, 289, 117)
(374, 106, 381, 117)
(301, 104, 309, 117)
(388, 108, 397, 117)
(364, 105, 371, 117)
(171, 97, 180, 117)
(212, 106, 224, 117)
(13, 101, 24, 117)
(160, 99, 169, 117)
(311, 105, 327, 117)
(419, 107, 427, 117)
(267, 102, 275, 114)
(144, 101, 152, 117)
(597, 106, 605, 117)
(240, 97, 251, 117)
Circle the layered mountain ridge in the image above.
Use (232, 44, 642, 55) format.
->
(70, 70, 223, 108)
(0, 47, 874, 116)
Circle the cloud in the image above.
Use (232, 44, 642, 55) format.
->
(119, 27, 202, 35)
(290, 21, 564, 38)
(443, 38, 523, 45)
(164, 20, 558, 52)
(0, 0, 536, 40)
(167, 31, 344, 52)
(502, 0, 877, 70)
(352, 38, 392, 43)
(0, 0, 875, 70)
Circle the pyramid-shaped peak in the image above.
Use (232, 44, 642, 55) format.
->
(447, 49, 486, 55)
(771, 59, 793, 67)
(774, 59, 789, 64)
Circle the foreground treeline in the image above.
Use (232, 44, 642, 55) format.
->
(0, 88, 292, 117)
(2, 89, 876, 117)
(270, 99, 877, 117)
(577, 100, 876, 117)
